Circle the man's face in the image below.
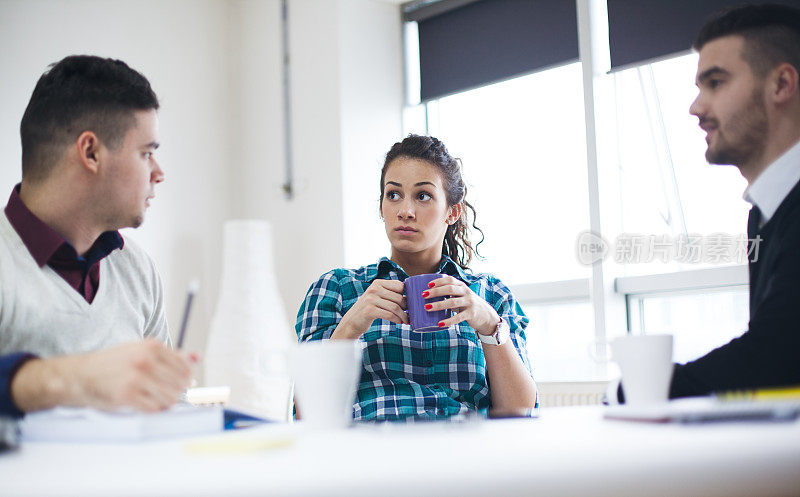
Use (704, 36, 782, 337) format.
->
(98, 109, 164, 229)
(690, 36, 769, 168)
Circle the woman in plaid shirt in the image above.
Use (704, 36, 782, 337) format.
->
(296, 135, 537, 421)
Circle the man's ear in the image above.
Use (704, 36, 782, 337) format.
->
(76, 131, 102, 174)
(770, 62, 799, 105)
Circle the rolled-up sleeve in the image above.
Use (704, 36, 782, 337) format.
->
(295, 271, 345, 343)
(0, 352, 37, 418)
(490, 279, 533, 376)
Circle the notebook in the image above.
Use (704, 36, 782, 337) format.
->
(19, 403, 223, 442)
(603, 396, 800, 423)
(0, 417, 19, 451)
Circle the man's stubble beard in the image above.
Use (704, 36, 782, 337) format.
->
(706, 87, 768, 168)
(104, 209, 144, 231)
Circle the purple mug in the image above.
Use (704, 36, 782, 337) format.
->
(405, 273, 450, 332)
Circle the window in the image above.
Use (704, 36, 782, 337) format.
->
(627, 288, 749, 363)
(426, 63, 590, 285)
(612, 53, 751, 277)
(522, 301, 596, 382)
(402, 2, 752, 382)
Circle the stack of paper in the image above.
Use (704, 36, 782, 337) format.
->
(20, 404, 223, 442)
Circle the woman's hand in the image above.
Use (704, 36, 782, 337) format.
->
(423, 275, 500, 335)
(334, 279, 408, 339)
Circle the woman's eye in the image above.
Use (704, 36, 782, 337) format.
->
(417, 192, 432, 201)
(386, 191, 400, 200)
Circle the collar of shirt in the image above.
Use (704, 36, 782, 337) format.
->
(373, 255, 479, 284)
(742, 138, 800, 225)
(4, 184, 124, 267)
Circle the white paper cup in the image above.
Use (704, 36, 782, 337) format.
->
(290, 340, 362, 429)
(611, 334, 673, 406)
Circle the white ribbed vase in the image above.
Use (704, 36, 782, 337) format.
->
(204, 220, 294, 420)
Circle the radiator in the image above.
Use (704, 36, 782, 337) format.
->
(536, 381, 608, 407)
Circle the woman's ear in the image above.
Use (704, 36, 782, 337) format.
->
(447, 203, 463, 225)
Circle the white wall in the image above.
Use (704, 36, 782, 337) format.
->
(339, 0, 402, 268)
(232, 0, 402, 319)
(0, 0, 235, 361)
(0, 0, 403, 375)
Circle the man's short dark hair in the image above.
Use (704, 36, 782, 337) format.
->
(20, 55, 159, 182)
(694, 4, 800, 78)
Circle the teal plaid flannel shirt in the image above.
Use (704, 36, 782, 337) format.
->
(296, 256, 533, 421)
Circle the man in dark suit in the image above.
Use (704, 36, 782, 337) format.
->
(669, 4, 800, 397)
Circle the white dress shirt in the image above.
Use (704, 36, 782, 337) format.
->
(743, 139, 800, 226)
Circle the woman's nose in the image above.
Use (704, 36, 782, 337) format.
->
(397, 199, 415, 219)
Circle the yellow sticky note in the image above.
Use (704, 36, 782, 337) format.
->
(184, 435, 294, 454)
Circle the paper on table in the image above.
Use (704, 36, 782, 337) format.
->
(19, 404, 223, 442)
(603, 396, 800, 423)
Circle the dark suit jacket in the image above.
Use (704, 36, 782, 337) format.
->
(669, 178, 800, 397)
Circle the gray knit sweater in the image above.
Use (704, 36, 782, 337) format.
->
(0, 213, 170, 357)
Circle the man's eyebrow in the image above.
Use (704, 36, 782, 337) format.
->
(144, 141, 160, 149)
(697, 66, 728, 85)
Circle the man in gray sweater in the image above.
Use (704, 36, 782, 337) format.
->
(0, 56, 194, 418)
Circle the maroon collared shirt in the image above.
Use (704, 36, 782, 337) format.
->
(4, 184, 123, 303)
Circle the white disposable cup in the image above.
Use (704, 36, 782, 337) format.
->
(289, 340, 362, 429)
(611, 334, 674, 406)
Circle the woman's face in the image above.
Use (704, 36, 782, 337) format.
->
(381, 157, 459, 260)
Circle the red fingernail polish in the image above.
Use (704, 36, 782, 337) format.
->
(422, 291, 429, 298)
(438, 322, 445, 327)
(425, 304, 433, 310)
(428, 282, 435, 288)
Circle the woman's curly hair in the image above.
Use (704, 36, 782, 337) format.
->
(380, 134, 484, 270)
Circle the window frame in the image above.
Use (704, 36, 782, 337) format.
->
(403, 0, 748, 381)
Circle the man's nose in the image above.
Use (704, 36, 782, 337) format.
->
(152, 160, 165, 184)
(689, 93, 704, 119)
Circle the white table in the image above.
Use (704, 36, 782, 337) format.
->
(2, 406, 799, 497)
